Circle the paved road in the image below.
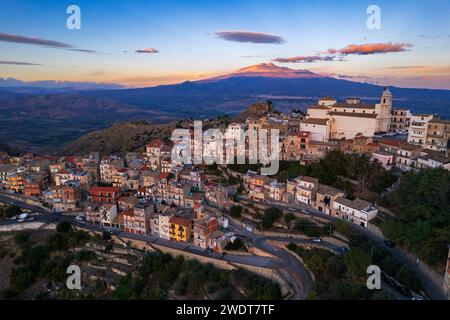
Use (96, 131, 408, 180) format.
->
(238, 195, 447, 300)
(0, 192, 308, 299)
(226, 216, 313, 300)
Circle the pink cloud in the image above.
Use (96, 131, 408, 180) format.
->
(327, 42, 413, 55)
(135, 48, 159, 54)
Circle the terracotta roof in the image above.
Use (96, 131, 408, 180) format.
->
(301, 118, 329, 125)
(336, 197, 373, 211)
(169, 216, 191, 226)
(295, 131, 311, 137)
(419, 151, 450, 164)
(320, 96, 336, 101)
(147, 139, 164, 148)
(329, 111, 377, 119)
(378, 139, 403, 147)
(303, 176, 319, 184)
(90, 186, 120, 193)
(428, 117, 450, 125)
(317, 184, 344, 196)
(159, 172, 170, 179)
(398, 143, 422, 151)
(311, 105, 331, 110)
(333, 103, 376, 109)
(121, 210, 135, 217)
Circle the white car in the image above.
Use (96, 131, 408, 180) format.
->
(10, 215, 18, 220)
(18, 213, 28, 220)
(74, 215, 85, 222)
(312, 238, 322, 243)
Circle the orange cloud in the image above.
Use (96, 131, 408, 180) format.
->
(272, 55, 335, 63)
(327, 42, 413, 55)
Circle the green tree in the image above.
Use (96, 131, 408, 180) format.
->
(229, 205, 243, 219)
(56, 221, 72, 233)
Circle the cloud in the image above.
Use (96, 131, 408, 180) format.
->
(418, 34, 443, 39)
(326, 42, 413, 55)
(379, 66, 427, 70)
(0, 32, 97, 54)
(68, 48, 98, 54)
(0, 60, 42, 66)
(0, 32, 72, 48)
(215, 30, 285, 44)
(273, 55, 335, 63)
(135, 48, 159, 54)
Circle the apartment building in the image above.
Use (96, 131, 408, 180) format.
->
(119, 202, 152, 235)
(314, 184, 345, 215)
(169, 216, 192, 243)
(425, 118, 450, 153)
(407, 114, 434, 146)
(99, 157, 124, 183)
(267, 181, 286, 202)
(294, 176, 319, 206)
(333, 197, 378, 227)
(90, 186, 121, 204)
(282, 131, 311, 161)
(372, 150, 394, 170)
(193, 216, 218, 249)
(396, 143, 423, 172)
(299, 118, 330, 142)
(51, 182, 81, 212)
(339, 134, 379, 154)
(390, 108, 411, 133)
(6, 172, 24, 193)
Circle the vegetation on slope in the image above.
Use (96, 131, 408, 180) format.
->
(380, 168, 450, 270)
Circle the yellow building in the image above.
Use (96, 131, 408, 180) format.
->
(6, 173, 25, 193)
(169, 216, 192, 243)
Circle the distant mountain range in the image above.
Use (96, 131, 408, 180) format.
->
(0, 63, 449, 152)
(0, 78, 124, 93)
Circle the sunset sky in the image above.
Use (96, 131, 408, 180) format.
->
(0, 0, 449, 89)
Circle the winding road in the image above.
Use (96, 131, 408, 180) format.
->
(238, 194, 447, 300)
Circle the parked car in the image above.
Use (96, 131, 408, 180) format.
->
(312, 238, 322, 243)
(74, 215, 85, 221)
(288, 207, 296, 211)
(18, 213, 28, 220)
(10, 215, 18, 220)
(384, 240, 396, 248)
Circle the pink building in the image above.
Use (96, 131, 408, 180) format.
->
(372, 150, 394, 170)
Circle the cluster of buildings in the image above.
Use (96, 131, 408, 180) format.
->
(0, 88, 448, 233)
(243, 171, 377, 227)
(0, 142, 237, 252)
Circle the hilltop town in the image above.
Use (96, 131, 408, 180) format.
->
(0, 88, 449, 300)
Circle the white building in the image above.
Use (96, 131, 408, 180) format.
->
(333, 197, 378, 227)
(407, 114, 433, 146)
(304, 88, 393, 140)
(300, 118, 330, 142)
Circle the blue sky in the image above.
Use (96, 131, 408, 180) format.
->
(0, 0, 449, 88)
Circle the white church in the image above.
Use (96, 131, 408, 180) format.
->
(301, 88, 393, 141)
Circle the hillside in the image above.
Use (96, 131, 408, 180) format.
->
(62, 101, 273, 156)
(0, 93, 165, 150)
